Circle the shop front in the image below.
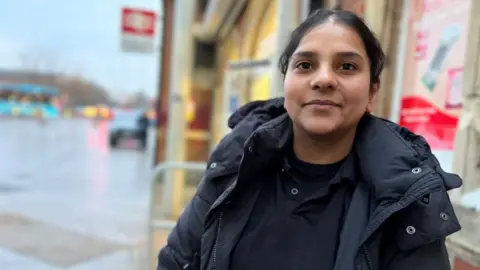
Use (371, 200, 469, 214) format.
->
(249, 0, 277, 101)
(213, 0, 278, 139)
(211, 34, 243, 144)
(395, 0, 471, 172)
(217, 0, 308, 136)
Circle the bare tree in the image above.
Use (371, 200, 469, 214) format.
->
(10, 48, 115, 106)
(122, 90, 149, 108)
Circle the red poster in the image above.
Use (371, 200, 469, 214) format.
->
(399, 0, 471, 150)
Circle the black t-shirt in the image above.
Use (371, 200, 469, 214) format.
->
(137, 115, 149, 132)
(229, 151, 356, 270)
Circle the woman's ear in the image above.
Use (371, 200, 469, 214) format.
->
(366, 82, 380, 113)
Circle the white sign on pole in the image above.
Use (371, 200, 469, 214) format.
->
(120, 7, 157, 54)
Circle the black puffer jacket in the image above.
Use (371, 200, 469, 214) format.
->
(158, 98, 462, 270)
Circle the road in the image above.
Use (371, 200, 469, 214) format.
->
(0, 118, 155, 270)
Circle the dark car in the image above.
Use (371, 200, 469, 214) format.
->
(108, 109, 144, 148)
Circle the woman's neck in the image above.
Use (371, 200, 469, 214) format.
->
(292, 126, 356, 165)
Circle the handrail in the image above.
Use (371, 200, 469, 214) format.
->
(146, 161, 207, 270)
(152, 161, 207, 176)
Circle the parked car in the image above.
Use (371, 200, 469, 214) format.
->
(108, 109, 144, 148)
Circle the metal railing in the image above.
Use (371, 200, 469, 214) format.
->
(147, 161, 207, 270)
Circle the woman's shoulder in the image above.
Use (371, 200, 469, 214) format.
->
(207, 98, 286, 173)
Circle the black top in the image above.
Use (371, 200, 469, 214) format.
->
(229, 150, 357, 270)
(137, 115, 149, 132)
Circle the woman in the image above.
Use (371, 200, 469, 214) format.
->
(158, 8, 462, 270)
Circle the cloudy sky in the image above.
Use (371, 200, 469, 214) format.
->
(0, 0, 162, 98)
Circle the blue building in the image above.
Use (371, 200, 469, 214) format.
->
(0, 83, 60, 118)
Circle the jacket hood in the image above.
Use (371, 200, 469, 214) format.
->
(209, 97, 462, 200)
(227, 98, 286, 129)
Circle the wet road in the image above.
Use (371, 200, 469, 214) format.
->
(0, 118, 154, 270)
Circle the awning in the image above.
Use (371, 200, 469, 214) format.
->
(192, 0, 248, 42)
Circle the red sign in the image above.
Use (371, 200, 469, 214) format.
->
(121, 7, 156, 36)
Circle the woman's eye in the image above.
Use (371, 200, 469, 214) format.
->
(340, 63, 356, 71)
(296, 62, 312, 70)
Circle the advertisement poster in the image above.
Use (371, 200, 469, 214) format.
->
(399, 0, 471, 150)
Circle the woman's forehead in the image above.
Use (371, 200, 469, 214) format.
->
(294, 23, 368, 59)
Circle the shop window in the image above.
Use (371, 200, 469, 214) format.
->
(194, 40, 216, 69)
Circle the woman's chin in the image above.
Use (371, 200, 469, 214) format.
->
(301, 120, 339, 136)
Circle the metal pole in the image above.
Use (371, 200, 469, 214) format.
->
(147, 161, 207, 270)
(158, 162, 207, 212)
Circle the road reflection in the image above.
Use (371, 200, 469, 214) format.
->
(0, 118, 152, 269)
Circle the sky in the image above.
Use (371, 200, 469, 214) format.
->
(0, 0, 162, 99)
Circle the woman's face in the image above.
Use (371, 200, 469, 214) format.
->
(283, 22, 378, 136)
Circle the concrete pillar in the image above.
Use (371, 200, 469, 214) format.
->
(448, 2, 480, 269)
(452, 0, 480, 197)
(162, 0, 197, 219)
(271, 0, 290, 98)
(363, 0, 403, 119)
(271, 0, 301, 97)
(389, 0, 410, 122)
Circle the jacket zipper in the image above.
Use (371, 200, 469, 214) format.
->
(362, 246, 373, 270)
(211, 211, 224, 270)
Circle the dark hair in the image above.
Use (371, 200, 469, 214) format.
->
(278, 8, 385, 84)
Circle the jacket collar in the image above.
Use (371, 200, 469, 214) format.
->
(207, 98, 462, 201)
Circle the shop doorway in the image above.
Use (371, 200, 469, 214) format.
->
(222, 58, 273, 135)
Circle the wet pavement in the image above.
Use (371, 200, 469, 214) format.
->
(0, 118, 154, 270)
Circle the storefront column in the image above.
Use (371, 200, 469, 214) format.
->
(446, 3, 480, 269)
(363, 0, 388, 118)
(271, 0, 298, 97)
(163, 0, 197, 218)
(452, 0, 480, 197)
(363, 0, 402, 118)
(388, 0, 410, 122)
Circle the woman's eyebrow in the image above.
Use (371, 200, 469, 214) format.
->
(336, 51, 363, 60)
(292, 50, 317, 59)
(292, 50, 364, 60)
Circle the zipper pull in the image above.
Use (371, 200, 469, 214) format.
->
(182, 252, 200, 270)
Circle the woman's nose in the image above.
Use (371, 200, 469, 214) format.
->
(310, 66, 337, 91)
